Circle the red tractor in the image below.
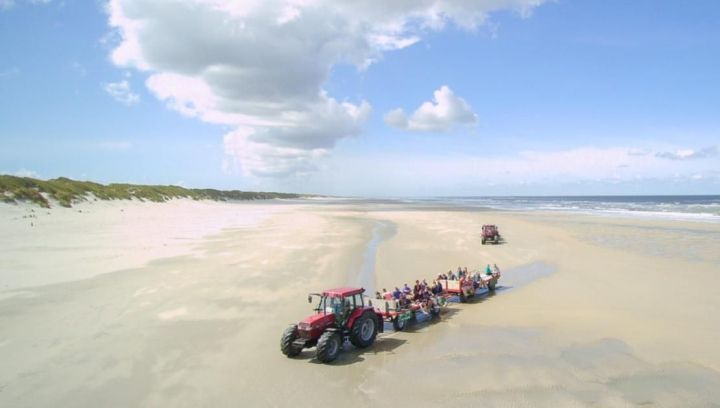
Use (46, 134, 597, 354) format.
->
(481, 224, 501, 245)
(280, 287, 384, 363)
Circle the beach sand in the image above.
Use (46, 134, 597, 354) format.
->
(1, 199, 720, 407)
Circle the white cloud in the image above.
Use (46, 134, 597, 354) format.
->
(103, 80, 139, 105)
(300, 145, 720, 195)
(223, 127, 329, 178)
(106, 0, 545, 177)
(384, 86, 478, 132)
(13, 168, 39, 178)
(655, 146, 718, 160)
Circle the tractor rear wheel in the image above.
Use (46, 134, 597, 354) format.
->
(350, 311, 378, 348)
(280, 325, 302, 357)
(392, 316, 406, 331)
(316, 331, 342, 363)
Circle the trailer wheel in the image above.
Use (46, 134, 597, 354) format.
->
(316, 331, 341, 363)
(350, 311, 378, 348)
(392, 316, 406, 331)
(459, 292, 466, 303)
(280, 325, 302, 357)
(431, 304, 441, 318)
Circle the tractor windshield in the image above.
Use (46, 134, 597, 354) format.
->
(315, 295, 343, 315)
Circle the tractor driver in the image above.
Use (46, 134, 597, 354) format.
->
(329, 296, 343, 316)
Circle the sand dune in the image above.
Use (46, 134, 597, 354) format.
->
(1, 199, 719, 407)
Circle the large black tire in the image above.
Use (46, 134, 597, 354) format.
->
(350, 311, 378, 348)
(459, 291, 466, 303)
(488, 280, 497, 291)
(392, 316, 406, 331)
(316, 331, 342, 363)
(481, 238, 486, 245)
(280, 325, 302, 357)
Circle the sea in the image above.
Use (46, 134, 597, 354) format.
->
(403, 195, 720, 223)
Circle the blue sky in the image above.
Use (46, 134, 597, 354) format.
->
(1, 0, 719, 196)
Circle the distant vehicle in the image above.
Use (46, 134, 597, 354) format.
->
(481, 224, 501, 245)
(280, 287, 384, 363)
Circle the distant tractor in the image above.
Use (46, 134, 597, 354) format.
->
(481, 224, 501, 245)
(280, 287, 384, 363)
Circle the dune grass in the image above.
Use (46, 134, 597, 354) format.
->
(0, 175, 306, 208)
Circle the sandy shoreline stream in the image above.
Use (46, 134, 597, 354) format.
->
(1, 199, 720, 407)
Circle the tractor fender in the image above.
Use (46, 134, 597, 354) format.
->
(345, 307, 369, 329)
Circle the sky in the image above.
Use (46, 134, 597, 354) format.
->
(1, 0, 719, 196)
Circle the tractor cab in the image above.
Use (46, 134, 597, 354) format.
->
(309, 287, 366, 325)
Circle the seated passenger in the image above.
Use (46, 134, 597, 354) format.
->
(403, 283, 412, 295)
(493, 264, 501, 275)
(486, 264, 493, 276)
(413, 280, 422, 300)
(392, 287, 402, 300)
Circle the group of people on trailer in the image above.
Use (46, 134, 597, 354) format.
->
(439, 264, 501, 290)
(375, 263, 501, 304)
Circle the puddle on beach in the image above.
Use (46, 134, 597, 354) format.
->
(359, 326, 720, 407)
(349, 219, 397, 294)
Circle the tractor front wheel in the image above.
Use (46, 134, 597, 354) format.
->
(350, 311, 378, 348)
(280, 325, 302, 357)
(316, 331, 342, 363)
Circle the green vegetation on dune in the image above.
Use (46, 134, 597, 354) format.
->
(0, 175, 307, 208)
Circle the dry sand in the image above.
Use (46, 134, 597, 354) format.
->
(1, 199, 719, 407)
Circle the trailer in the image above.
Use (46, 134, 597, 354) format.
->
(371, 293, 446, 331)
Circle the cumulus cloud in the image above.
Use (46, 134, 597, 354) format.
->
(385, 85, 478, 132)
(106, 0, 544, 177)
(103, 80, 139, 105)
(655, 146, 718, 160)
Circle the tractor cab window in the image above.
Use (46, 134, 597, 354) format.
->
(352, 294, 363, 308)
(322, 296, 343, 315)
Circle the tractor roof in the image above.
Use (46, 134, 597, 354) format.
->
(323, 287, 365, 297)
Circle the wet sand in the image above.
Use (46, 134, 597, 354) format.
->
(1, 200, 720, 407)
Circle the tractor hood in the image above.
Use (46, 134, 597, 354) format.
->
(301, 312, 336, 327)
